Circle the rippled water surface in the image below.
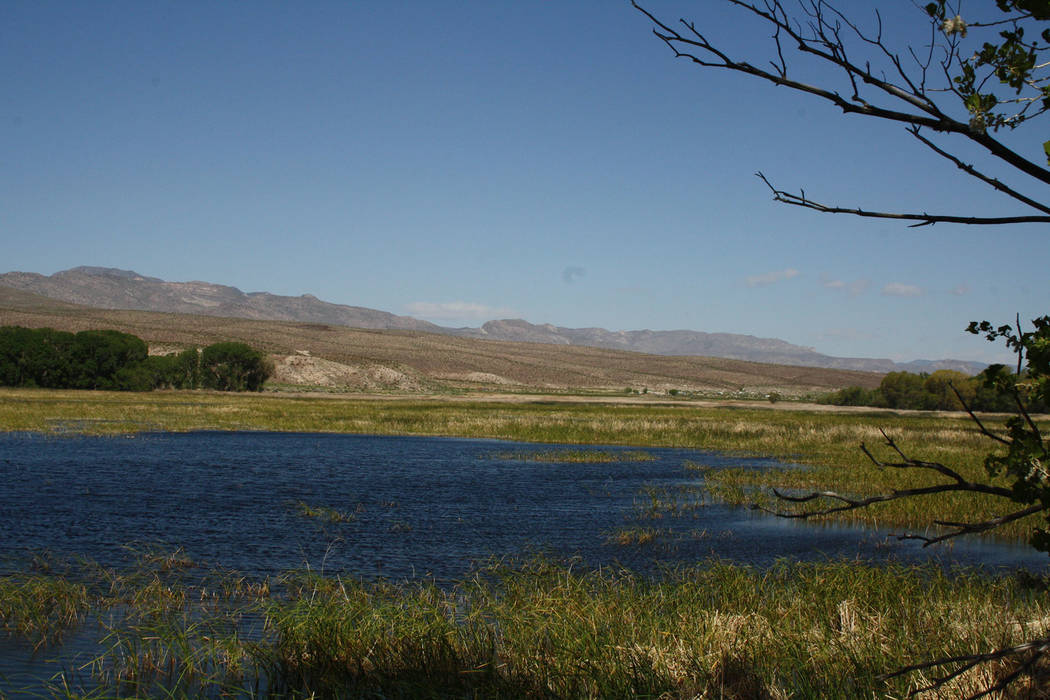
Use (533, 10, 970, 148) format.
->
(1, 430, 1044, 578)
(1, 430, 1047, 696)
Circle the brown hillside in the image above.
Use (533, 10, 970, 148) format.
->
(0, 287, 882, 396)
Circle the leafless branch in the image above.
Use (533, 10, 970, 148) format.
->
(633, 0, 1050, 221)
(764, 427, 1049, 547)
(950, 382, 1011, 446)
(880, 636, 1050, 698)
(756, 172, 1050, 226)
(907, 127, 1050, 215)
(898, 503, 1047, 546)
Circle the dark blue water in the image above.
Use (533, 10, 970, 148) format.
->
(1, 431, 1045, 580)
(1, 431, 1047, 696)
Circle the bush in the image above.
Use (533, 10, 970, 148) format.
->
(200, 342, 272, 392)
(0, 326, 271, 393)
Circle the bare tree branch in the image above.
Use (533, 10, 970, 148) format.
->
(764, 427, 1048, 546)
(756, 172, 1050, 226)
(907, 127, 1050, 216)
(632, 0, 1050, 225)
(880, 636, 1050, 698)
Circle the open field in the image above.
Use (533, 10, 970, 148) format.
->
(0, 287, 882, 397)
(1, 387, 1045, 541)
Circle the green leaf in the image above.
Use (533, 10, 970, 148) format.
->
(1044, 140, 1050, 165)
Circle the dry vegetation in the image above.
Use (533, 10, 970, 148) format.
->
(0, 287, 881, 397)
(4, 554, 1048, 698)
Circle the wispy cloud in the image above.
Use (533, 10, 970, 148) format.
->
(745, 268, 799, 288)
(562, 266, 586, 284)
(406, 301, 514, 322)
(882, 282, 924, 297)
(822, 276, 870, 297)
(950, 284, 969, 296)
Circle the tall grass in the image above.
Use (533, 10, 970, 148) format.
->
(4, 556, 1047, 698)
(0, 574, 89, 649)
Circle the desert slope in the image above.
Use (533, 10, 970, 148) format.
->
(0, 287, 882, 396)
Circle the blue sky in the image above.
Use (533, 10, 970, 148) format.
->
(4, 1, 1047, 364)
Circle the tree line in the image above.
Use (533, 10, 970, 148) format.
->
(0, 326, 272, 392)
(819, 367, 1048, 413)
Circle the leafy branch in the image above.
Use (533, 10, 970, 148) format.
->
(634, 0, 1050, 227)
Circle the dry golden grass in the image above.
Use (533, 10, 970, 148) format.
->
(0, 286, 882, 396)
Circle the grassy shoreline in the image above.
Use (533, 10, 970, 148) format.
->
(1, 387, 1043, 538)
(2, 553, 1048, 698)
(3, 388, 1050, 697)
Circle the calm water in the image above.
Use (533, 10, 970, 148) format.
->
(1, 430, 1044, 579)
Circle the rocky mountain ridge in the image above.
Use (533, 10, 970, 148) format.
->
(0, 267, 986, 374)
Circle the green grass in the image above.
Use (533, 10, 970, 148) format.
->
(3, 555, 1048, 698)
(292, 500, 357, 523)
(0, 574, 90, 649)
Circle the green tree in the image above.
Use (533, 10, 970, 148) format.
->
(635, 1, 1050, 694)
(878, 371, 933, 410)
(924, 369, 977, 410)
(200, 342, 272, 392)
(0, 327, 76, 388)
(819, 384, 884, 407)
(68, 330, 148, 390)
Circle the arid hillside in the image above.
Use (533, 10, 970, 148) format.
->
(0, 287, 882, 396)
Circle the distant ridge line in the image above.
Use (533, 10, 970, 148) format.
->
(0, 267, 986, 375)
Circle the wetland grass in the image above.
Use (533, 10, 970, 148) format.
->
(2, 386, 1046, 539)
(5, 555, 1048, 698)
(0, 573, 90, 649)
(292, 501, 357, 524)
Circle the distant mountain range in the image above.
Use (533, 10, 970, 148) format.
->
(0, 267, 986, 375)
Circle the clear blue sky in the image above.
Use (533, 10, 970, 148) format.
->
(4, 1, 1047, 364)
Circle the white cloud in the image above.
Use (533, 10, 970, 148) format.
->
(950, 284, 970, 296)
(822, 276, 870, 297)
(745, 268, 799, 288)
(405, 301, 514, 322)
(882, 282, 924, 297)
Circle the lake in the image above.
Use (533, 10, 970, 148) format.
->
(1, 430, 1044, 580)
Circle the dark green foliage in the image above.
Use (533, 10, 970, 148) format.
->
(821, 363, 1048, 413)
(143, 349, 201, 390)
(200, 342, 272, 392)
(819, 385, 885, 408)
(968, 317, 1050, 552)
(0, 326, 270, 392)
(68, 330, 148, 390)
(0, 327, 75, 388)
(879, 372, 936, 410)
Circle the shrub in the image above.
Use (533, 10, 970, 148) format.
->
(200, 342, 272, 392)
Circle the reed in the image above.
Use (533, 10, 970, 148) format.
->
(292, 500, 357, 523)
(0, 573, 90, 649)
(3, 555, 1044, 698)
(606, 526, 672, 546)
